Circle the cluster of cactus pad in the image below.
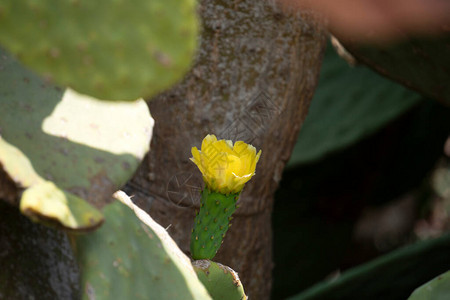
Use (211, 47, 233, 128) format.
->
(0, 1, 248, 298)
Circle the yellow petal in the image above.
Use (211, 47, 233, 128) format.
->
(190, 147, 205, 174)
(190, 134, 262, 194)
(250, 150, 262, 173)
(214, 140, 234, 154)
(202, 134, 217, 150)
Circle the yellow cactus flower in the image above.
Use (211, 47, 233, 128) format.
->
(191, 134, 262, 194)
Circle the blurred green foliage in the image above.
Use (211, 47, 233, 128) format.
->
(0, 0, 198, 100)
(408, 270, 450, 300)
(342, 35, 450, 106)
(289, 234, 450, 300)
(288, 44, 421, 166)
(272, 43, 450, 300)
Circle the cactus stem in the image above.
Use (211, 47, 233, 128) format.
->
(190, 189, 239, 260)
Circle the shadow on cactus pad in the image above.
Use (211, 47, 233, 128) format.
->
(0, 48, 153, 231)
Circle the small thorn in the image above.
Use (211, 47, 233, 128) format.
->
(222, 234, 225, 238)
(215, 200, 220, 205)
(195, 236, 198, 240)
(229, 223, 232, 227)
(201, 245, 205, 249)
(191, 228, 194, 233)
(224, 208, 228, 212)
(200, 203, 204, 208)
(205, 211, 209, 216)
(210, 235, 214, 240)
(228, 216, 233, 221)
(204, 226, 208, 231)
(219, 225, 223, 230)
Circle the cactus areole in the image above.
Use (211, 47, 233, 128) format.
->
(190, 135, 261, 260)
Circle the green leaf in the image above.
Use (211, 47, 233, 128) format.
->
(341, 35, 450, 106)
(408, 271, 450, 300)
(288, 44, 422, 166)
(73, 192, 212, 300)
(0, 0, 199, 100)
(288, 234, 450, 300)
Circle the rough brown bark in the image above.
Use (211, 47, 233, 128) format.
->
(126, 0, 326, 298)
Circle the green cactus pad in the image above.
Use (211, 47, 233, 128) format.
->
(0, 0, 198, 100)
(191, 188, 239, 260)
(73, 192, 211, 300)
(0, 47, 152, 229)
(408, 270, 450, 300)
(0, 137, 104, 231)
(193, 260, 247, 300)
(20, 181, 103, 231)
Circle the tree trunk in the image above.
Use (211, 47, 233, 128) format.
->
(126, 0, 326, 298)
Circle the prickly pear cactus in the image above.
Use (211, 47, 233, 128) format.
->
(408, 270, 450, 300)
(191, 189, 239, 260)
(0, 0, 198, 100)
(20, 181, 104, 231)
(193, 260, 247, 300)
(289, 233, 450, 300)
(73, 192, 212, 300)
(0, 47, 153, 230)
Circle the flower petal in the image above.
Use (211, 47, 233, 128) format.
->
(191, 135, 262, 194)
